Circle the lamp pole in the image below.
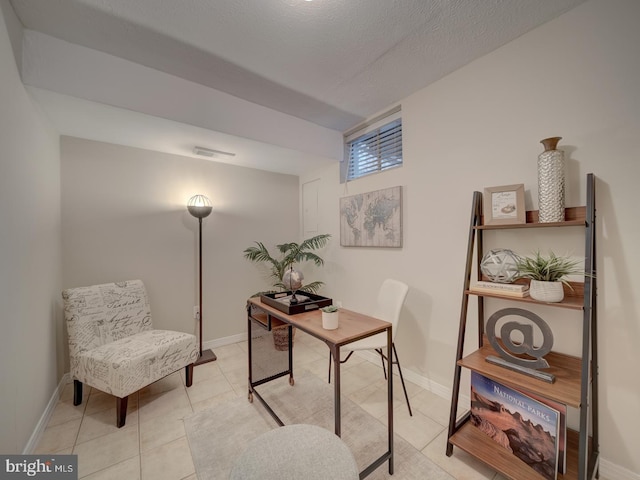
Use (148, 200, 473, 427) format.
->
(188, 195, 216, 365)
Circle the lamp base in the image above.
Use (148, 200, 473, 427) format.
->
(195, 349, 217, 366)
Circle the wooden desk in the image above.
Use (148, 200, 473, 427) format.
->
(246, 298, 394, 478)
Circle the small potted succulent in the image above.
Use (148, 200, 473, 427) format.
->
(321, 305, 339, 330)
(515, 251, 587, 302)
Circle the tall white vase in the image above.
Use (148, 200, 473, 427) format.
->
(538, 136, 565, 223)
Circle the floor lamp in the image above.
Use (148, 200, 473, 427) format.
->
(188, 194, 217, 365)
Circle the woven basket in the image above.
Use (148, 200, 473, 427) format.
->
(272, 326, 296, 351)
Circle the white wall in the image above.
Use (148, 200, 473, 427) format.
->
(0, 0, 62, 453)
(61, 137, 300, 366)
(302, 0, 640, 476)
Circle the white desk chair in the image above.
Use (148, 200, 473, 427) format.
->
(328, 279, 412, 416)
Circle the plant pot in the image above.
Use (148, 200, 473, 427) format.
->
(529, 280, 564, 303)
(322, 311, 339, 330)
(272, 325, 295, 351)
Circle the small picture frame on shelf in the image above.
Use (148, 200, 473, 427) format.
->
(483, 184, 526, 225)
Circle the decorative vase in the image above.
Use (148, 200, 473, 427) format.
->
(537, 137, 565, 223)
(322, 311, 339, 330)
(529, 280, 564, 303)
(480, 248, 521, 283)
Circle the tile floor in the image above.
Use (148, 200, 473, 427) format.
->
(33, 332, 533, 479)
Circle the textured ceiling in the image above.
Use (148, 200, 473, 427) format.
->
(9, 0, 587, 173)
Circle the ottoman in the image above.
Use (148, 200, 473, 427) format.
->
(230, 424, 359, 480)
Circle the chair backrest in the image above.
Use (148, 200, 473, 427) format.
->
(62, 280, 153, 358)
(372, 279, 409, 341)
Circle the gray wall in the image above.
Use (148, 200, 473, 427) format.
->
(0, 1, 61, 453)
(61, 137, 300, 367)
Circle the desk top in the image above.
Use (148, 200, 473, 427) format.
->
(247, 297, 391, 347)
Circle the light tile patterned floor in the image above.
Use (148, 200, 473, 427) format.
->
(34, 332, 517, 479)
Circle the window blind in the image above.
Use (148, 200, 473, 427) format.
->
(345, 115, 402, 181)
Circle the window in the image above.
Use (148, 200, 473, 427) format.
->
(344, 109, 402, 181)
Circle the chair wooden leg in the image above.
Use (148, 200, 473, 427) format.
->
(392, 344, 413, 416)
(116, 396, 128, 428)
(73, 380, 83, 406)
(185, 363, 194, 387)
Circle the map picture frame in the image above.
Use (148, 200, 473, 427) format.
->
(339, 186, 402, 247)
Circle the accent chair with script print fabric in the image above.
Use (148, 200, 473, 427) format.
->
(62, 280, 198, 427)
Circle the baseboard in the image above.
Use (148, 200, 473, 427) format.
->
(600, 458, 640, 480)
(357, 349, 453, 399)
(23, 373, 70, 454)
(202, 332, 247, 351)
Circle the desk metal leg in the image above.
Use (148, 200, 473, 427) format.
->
(247, 312, 253, 402)
(387, 327, 394, 475)
(328, 344, 342, 437)
(288, 324, 295, 386)
(358, 327, 394, 479)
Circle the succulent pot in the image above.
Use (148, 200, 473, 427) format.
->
(322, 311, 339, 330)
(529, 280, 564, 303)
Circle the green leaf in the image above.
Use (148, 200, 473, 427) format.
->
(243, 235, 331, 294)
(299, 281, 325, 294)
(515, 250, 590, 285)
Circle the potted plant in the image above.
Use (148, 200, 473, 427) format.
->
(243, 234, 331, 348)
(243, 234, 331, 298)
(321, 305, 339, 330)
(515, 251, 587, 302)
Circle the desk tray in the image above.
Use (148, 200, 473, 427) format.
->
(260, 291, 332, 315)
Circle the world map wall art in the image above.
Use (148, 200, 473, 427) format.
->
(339, 186, 402, 247)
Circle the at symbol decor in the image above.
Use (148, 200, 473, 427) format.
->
(485, 307, 555, 383)
(480, 249, 521, 283)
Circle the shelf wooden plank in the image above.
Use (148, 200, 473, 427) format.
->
(450, 422, 584, 480)
(477, 206, 586, 230)
(467, 280, 585, 311)
(465, 289, 584, 310)
(458, 340, 583, 407)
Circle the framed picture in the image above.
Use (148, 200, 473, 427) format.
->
(340, 186, 402, 247)
(483, 184, 525, 225)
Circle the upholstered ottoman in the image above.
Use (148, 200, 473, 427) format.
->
(230, 424, 359, 480)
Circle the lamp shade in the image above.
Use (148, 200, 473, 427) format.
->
(187, 194, 213, 218)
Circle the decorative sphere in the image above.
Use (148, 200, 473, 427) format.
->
(282, 268, 304, 291)
(480, 249, 521, 283)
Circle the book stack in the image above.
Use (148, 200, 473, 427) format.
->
(470, 372, 567, 479)
(469, 280, 529, 297)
